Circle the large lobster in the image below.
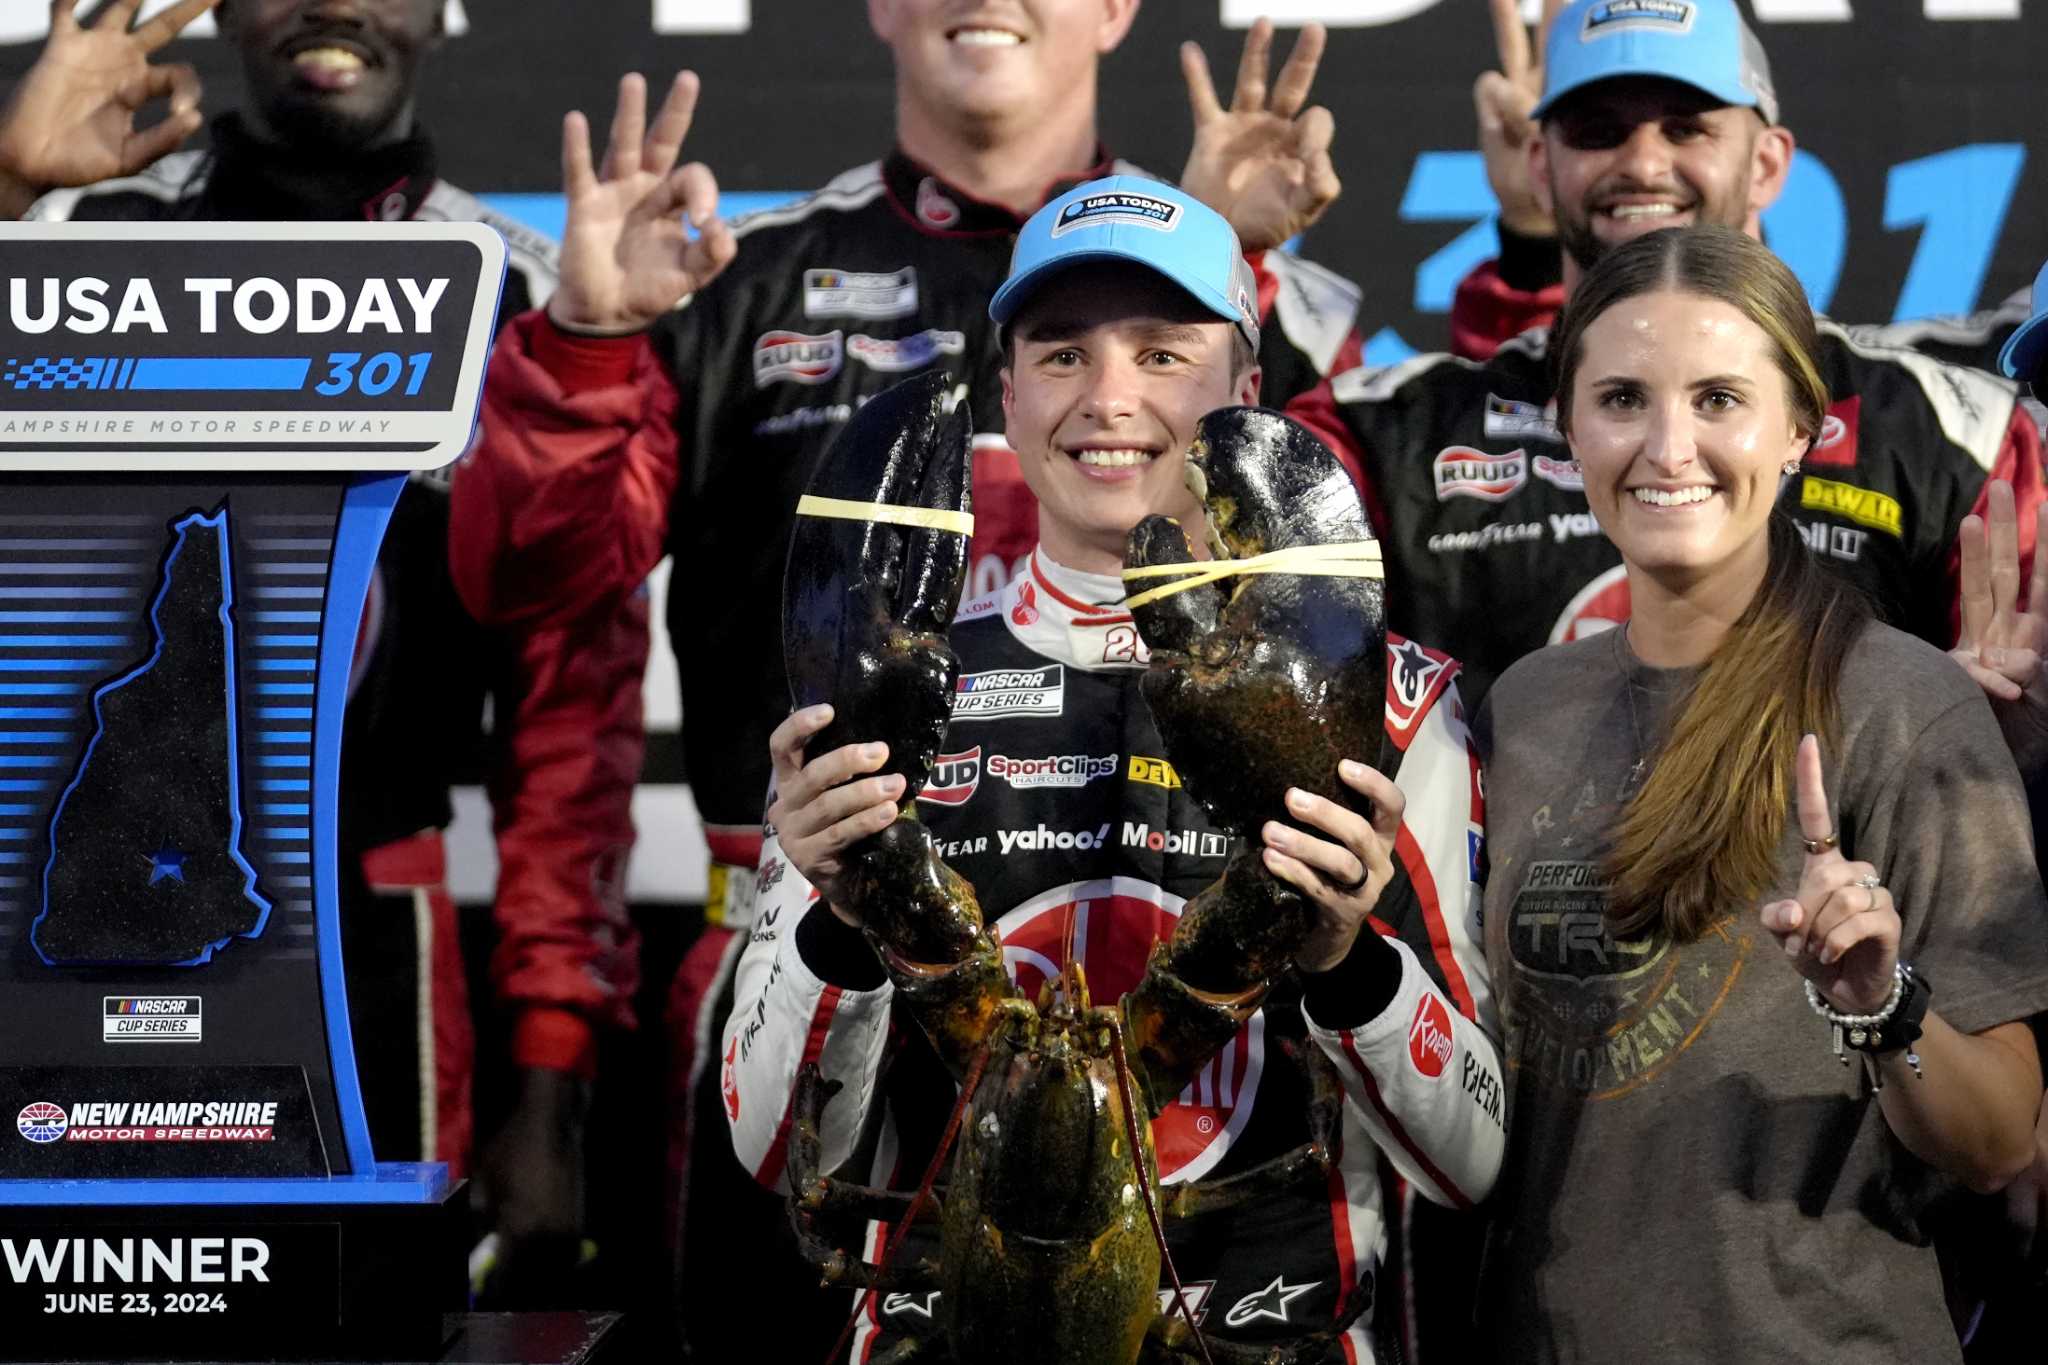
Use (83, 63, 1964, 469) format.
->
(779, 372, 1388, 1364)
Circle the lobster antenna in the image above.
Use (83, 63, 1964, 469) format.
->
(1107, 1016, 1215, 1365)
(822, 1042, 993, 1365)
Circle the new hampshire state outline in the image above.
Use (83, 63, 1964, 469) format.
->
(32, 504, 272, 966)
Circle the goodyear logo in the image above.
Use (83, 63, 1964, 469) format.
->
(1128, 755, 1181, 789)
(1800, 476, 1902, 539)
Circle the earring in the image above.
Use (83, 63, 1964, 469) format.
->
(1782, 460, 1802, 476)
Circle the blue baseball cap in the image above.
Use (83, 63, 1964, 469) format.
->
(1998, 261, 2048, 387)
(1533, 0, 1780, 125)
(989, 176, 1261, 353)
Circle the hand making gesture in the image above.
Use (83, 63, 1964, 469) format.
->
(0, 0, 219, 218)
(1760, 735, 1899, 1014)
(1178, 18, 1340, 254)
(549, 71, 737, 335)
(1474, 0, 1567, 240)
(1951, 478, 2048, 779)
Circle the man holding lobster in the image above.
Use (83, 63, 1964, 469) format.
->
(727, 179, 1504, 1363)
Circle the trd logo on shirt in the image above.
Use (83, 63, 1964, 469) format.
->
(1408, 993, 1454, 1079)
(1433, 446, 1526, 502)
(951, 665, 1065, 721)
(752, 329, 842, 387)
(921, 747, 983, 805)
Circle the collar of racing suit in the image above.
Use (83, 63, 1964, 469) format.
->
(199, 112, 440, 222)
(974, 548, 1150, 672)
(882, 145, 1118, 237)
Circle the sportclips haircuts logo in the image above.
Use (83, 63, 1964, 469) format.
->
(987, 753, 1117, 790)
(16, 1101, 278, 1144)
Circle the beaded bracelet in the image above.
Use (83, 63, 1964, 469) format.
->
(1805, 963, 1926, 1083)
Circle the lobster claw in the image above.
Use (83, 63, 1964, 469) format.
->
(1122, 406, 1386, 839)
(782, 371, 975, 802)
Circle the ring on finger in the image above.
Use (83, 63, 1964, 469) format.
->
(1802, 831, 1839, 855)
(1331, 862, 1369, 895)
(1853, 873, 1882, 892)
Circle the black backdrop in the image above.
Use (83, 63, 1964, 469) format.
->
(5, 2, 2045, 355)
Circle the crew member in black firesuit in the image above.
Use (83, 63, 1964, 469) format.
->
(449, 6, 1369, 1350)
(727, 174, 1501, 1364)
(0, 0, 578, 1181)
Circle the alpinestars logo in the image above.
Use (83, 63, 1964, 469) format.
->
(920, 747, 983, 806)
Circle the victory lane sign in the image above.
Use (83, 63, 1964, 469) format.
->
(0, 221, 502, 471)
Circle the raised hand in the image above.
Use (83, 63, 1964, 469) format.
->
(1177, 18, 1339, 254)
(1951, 479, 2048, 777)
(1473, 0, 1566, 239)
(1760, 734, 1900, 1014)
(549, 71, 737, 334)
(766, 707, 901, 925)
(0, 0, 218, 216)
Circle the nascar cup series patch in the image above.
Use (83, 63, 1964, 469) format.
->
(1050, 191, 1184, 238)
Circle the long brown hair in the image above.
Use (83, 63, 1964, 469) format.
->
(1550, 226, 1873, 943)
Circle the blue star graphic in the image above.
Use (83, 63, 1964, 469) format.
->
(144, 844, 186, 886)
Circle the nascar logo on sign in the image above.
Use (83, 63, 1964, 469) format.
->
(16, 1102, 65, 1144)
(1050, 192, 1184, 237)
(103, 995, 202, 1043)
(993, 878, 1263, 1183)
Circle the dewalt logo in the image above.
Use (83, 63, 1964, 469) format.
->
(1800, 476, 1902, 539)
(1128, 755, 1181, 789)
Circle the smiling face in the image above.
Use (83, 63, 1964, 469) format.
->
(220, 0, 443, 153)
(1533, 78, 1793, 274)
(1565, 287, 1810, 592)
(868, 0, 1137, 129)
(1000, 263, 1259, 573)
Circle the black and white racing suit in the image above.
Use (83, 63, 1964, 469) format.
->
(722, 550, 1503, 1361)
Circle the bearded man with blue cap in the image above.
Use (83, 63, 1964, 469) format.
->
(721, 177, 1504, 1364)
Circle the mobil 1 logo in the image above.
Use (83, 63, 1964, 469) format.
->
(0, 221, 505, 473)
(0, 1222, 338, 1334)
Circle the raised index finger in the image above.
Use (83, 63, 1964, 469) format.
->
(1794, 733, 1836, 854)
(132, 0, 220, 53)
